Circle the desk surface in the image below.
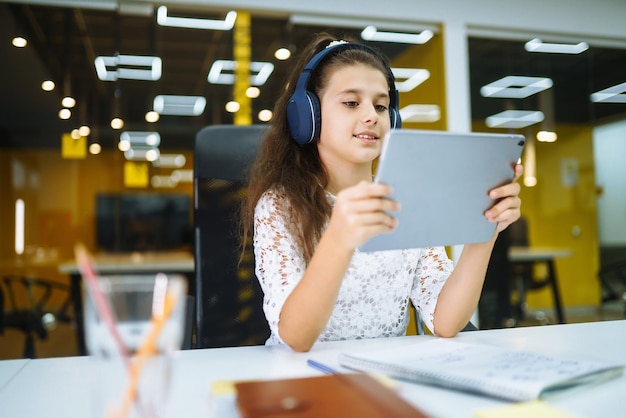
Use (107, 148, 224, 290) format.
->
(58, 251, 194, 274)
(0, 320, 624, 418)
(508, 246, 573, 262)
(0, 359, 29, 392)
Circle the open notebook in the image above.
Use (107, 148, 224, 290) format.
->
(338, 339, 624, 402)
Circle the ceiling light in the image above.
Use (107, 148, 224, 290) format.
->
(12, 36, 27, 48)
(246, 87, 260, 98)
(157, 6, 236, 30)
(151, 175, 177, 188)
(118, 140, 130, 152)
(361, 26, 433, 44)
(78, 125, 91, 137)
(71, 129, 81, 139)
(481, 76, 553, 99)
(94, 55, 162, 81)
(153, 154, 186, 168)
(207, 60, 274, 86)
(525, 38, 588, 54)
(399, 104, 441, 123)
(225, 101, 240, 113)
(153, 95, 206, 116)
(392, 68, 430, 92)
(89, 143, 101, 155)
(590, 82, 626, 103)
(120, 131, 161, 147)
(62, 96, 76, 108)
(258, 109, 273, 122)
(41, 80, 55, 91)
(145, 111, 160, 123)
(15, 199, 24, 255)
(537, 131, 558, 142)
(274, 47, 291, 60)
(110, 117, 124, 130)
(486, 110, 544, 129)
(125, 147, 160, 162)
(170, 169, 193, 183)
(58, 109, 71, 120)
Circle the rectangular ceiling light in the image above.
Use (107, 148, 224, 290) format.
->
(361, 26, 433, 44)
(486, 110, 544, 129)
(157, 6, 236, 30)
(15, 199, 24, 255)
(392, 68, 430, 92)
(481, 76, 553, 99)
(120, 131, 161, 147)
(289, 14, 438, 34)
(153, 95, 206, 116)
(525, 38, 589, 54)
(399, 104, 440, 122)
(590, 82, 626, 103)
(124, 147, 160, 162)
(94, 55, 161, 81)
(207, 60, 275, 86)
(153, 154, 187, 168)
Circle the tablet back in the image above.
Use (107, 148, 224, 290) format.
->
(360, 129, 525, 252)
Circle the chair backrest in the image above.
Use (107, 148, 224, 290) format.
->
(193, 124, 271, 348)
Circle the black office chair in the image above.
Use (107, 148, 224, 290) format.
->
(598, 259, 626, 317)
(478, 228, 515, 329)
(193, 124, 271, 348)
(0, 276, 72, 358)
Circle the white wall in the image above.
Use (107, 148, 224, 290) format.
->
(593, 120, 626, 246)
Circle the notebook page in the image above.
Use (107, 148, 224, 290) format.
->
(339, 339, 623, 402)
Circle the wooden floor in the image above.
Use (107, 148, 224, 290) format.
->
(1, 300, 624, 360)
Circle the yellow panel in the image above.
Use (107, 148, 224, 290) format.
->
(123, 161, 149, 188)
(233, 11, 251, 126)
(61, 133, 86, 159)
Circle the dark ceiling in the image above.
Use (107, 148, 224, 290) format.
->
(1, 2, 625, 151)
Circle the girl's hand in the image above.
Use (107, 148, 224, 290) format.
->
(485, 164, 524, 232)
(326, 181, 400, 251)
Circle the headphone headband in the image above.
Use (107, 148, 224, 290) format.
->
(287, 41, 401, 145)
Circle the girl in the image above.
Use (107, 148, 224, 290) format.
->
(242, 33, 523, 352)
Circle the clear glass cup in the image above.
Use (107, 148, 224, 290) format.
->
(83, 273, 187, 418)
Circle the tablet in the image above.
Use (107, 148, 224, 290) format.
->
(359, 129, 525, 252)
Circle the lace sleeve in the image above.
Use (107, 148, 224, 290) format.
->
(410, 246, 454, 335)
(253, 189, 306, 343)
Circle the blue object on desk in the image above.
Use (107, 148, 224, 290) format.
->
(307, 359, 339, 375)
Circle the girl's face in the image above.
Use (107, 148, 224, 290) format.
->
(316, 63, 391, 172)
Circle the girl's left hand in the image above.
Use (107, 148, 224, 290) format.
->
(485, 164, 523, 232)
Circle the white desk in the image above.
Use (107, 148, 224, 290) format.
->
(0, 359, 29, 392)
(58, 251, 194, 355)
(0, 321, 624, 418)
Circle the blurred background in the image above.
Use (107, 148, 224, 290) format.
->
(1, 0, 625, 358)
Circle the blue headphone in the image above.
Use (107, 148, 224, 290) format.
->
(286, 41, 401, 146)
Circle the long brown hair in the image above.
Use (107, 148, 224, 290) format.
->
(241, 32, 393, 263)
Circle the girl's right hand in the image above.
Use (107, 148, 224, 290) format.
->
(326, 181, 400, 251)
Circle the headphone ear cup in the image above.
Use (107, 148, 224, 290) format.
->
(307, 92, 321, 142)
(389, 107, 402, 129)
(287, 90, 321, 145)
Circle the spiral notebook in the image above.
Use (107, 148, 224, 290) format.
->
(338, 339, 624, 402)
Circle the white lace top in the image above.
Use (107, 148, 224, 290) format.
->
(253, 188, 454, 346)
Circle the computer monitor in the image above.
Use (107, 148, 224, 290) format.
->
(95, 193, 192, 252)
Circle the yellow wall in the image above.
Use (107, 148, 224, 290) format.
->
(521, 124, 601, 307)
(473, 122, 601, 308)
(393, 34, 601, 309)
(0, 148, 194, 284)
